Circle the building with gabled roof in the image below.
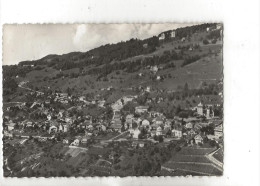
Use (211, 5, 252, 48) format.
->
(194, 134, 203, 144)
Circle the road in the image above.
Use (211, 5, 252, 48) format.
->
(18, 84, 44, 94)
(108, 131, 129, 142)
(205, 147, 223, 169)
(4, 153, 13, 176)
(161, 165, 216, 176)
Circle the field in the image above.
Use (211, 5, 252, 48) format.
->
(64, 147, 87, 157)
(171, 154, 211, 163)
(179, 147, 216, 155)
(163, 162, 222, 175)
(8, 36, 222, 101)
(213, 147, 224, 163)
(162, 146, 222, 176)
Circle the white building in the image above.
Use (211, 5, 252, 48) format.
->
(172, 129, 182, 138)
(158, 33, 165, 40)
(150, 66, 158, 74)
(47, 115, 52, 121)
(132, 128, 141, 139)
(197, 102, 204, 116)
(135, 106, 149, 114)
(7, 123, 15, 131)
(194, 135, 203, 144)
(156, 126, 163, 136)
(70, 139, 80, 146)
(170, 30, 176, 38)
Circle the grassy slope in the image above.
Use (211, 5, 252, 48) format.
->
(13, 30, 222, 101)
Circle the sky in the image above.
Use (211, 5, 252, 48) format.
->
(3, 23, 196, 65)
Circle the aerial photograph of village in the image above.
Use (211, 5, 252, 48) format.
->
(2, 23, 223, 177)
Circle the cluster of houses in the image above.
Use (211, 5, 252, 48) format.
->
(108, 95, 223, 146)
(206, 23, 223, 33)
(4, 81, 223, 149)
(127, 106, 222, 145)
(158, 30, 176, 41)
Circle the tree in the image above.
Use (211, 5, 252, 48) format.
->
(203, 39, 209, 45)
(184, 82, 189, 92)
(158, 135, 164, 143)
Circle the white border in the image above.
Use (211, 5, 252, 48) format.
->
(1, 0, 260, 186)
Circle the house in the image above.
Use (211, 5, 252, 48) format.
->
(149, 111, 163, 118)
(139, 142, 145, 148)
(158, 33, 165, 40)
(172, 128, 182, 138)
(156, 126, 163, 136)
(7, 122, 16, 131)
(185, 122, 194, 129)
(135, 106, 149, 114)
(65, 117, 73, 123)
(98, 100, 106, 107)
(59, 93, 68, 98)
(188, 128, 196, 135)
(206, 108, 214, 119)
(145, 86, 151, 92)
(165, 119, 172, 127)
(58, 110, 65, 118)
(216, 23, 222, 30)
(150, 66, 158, 74)
(141, 119, 150, 127)
(197, 102, 204, 116)
(49, 125, 58, 134)
(70, 139, 80, 146)
(153, 117, 164, 125)
(47, 114, 52, 121)
(156, 76, 161, 80)
(194, 123, 203, 131)
(59, 124, 69, 132)
(81, 120, 91, 129)
(59, 124, 63, 132)
(111, 101, 123, 111)
(170, 30, 176, 38)
(126, 114, 134, 126)
(151, 123, 160, 130)
(4, 131, 13, 138)
(112, 111, 121, 121)
(97, 124, 107, 131)
(63, 139, 69, 144)
(122, 95, 136, 103)
(133, 118, 142, 126)
(143, 43, 148, 48)
(132, 128, 141, 139)
(81, 136, 89, 144)
(87, 124, 94, 131)
(110, 119, 122, 132)
(26, 121, 33, 128)
(194, 134, 203, 144)
(79, 96, 86, 101)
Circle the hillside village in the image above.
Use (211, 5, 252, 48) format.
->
(3, 23, 224, 177)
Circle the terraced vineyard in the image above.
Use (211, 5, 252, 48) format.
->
(162, 147, 222, 176)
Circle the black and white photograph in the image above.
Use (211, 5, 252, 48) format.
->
(2, 23, 223, 177)
(1, 0, 260, 185)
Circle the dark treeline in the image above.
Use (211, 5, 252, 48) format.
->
(14, 23, 218, 69)
(85, 50, 181, 77)
(18, 37, 160, 70)
(3, 23, 220, 81)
